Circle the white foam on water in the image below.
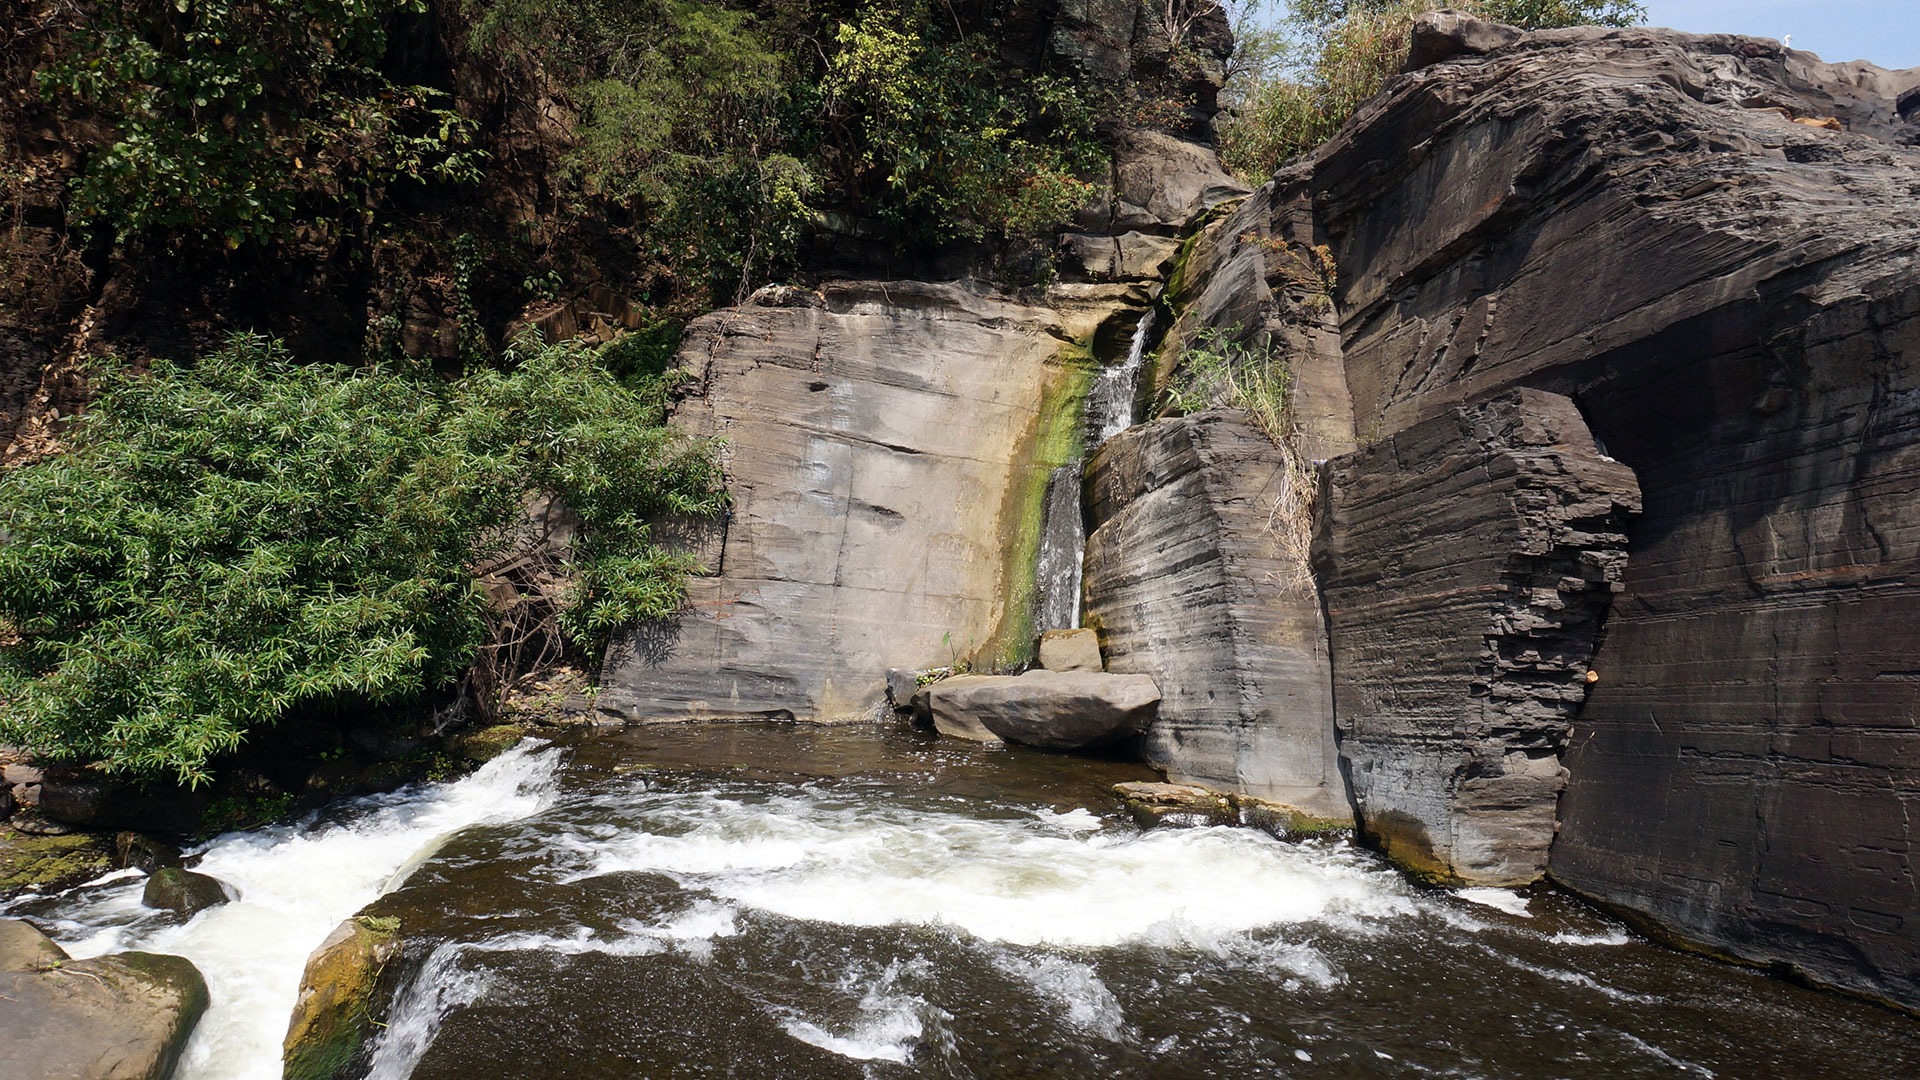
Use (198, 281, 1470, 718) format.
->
(1618, 1031, 1717, 1077)
(777, 957, 937, 1064)
(27, 742, 562, 1080)
(1548, 928, 1632, 947)
(569, 792, 1416, 950)
(1456, 887, 1533, 917)
(365, 942, 494, 1080)
(993, 953, 1131, 1042)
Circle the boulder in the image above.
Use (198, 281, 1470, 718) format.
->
(0, 951, 208, 1080)
(1109, 129, 1250, 233)
(283, 915, 402, 1080)
(142, 867, 233, 915)
(1057, 231, 1182, 281)
(1036, 628, 1102, 673)
(922, 670, 1159, 751)
(0, 917, 68, 970)
(1403, 9, 1523, 71)
(911, 675, 1006, 743)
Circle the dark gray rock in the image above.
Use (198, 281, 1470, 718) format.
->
(0, 951, 208, 1080)
(924, 670, 1159, 750)
(142, 867, 232, 916)
(1315, 390, 1640, 885)
(0, 917, 67, 970)
(1109, 129, 1250, 233)
(1289, 14, 1920, 1001)
(1084, 410, 1350, 822)
(912, 675, 1006, 743)
(113, 833, 181, 876)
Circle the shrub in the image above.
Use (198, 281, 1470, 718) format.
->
(41, 0, 483, 247)
(0, 335, 723, 784)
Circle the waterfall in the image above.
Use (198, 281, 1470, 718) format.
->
(1031, 307, 1156, 636)
(1086, 308, 1156, 448)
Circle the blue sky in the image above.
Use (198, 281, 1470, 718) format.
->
(1640, 1, 1919, 69)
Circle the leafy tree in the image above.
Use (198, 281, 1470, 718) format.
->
(0, 336, 723, 784)
(41, 0, 484, 247)
(1220, 0, 1646, 178)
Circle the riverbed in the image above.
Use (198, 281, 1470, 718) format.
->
(13, 723, 1919, 1079)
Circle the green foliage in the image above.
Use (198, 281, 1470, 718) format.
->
(1162, 326, 1294, 443)
(41, 0, 484, 247)
(0, 335, 723, 784)
(1219, 0, 1645, 178)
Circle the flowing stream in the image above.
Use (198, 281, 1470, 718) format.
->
(16, 724, 1920, 1079)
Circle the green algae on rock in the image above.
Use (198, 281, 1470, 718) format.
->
(283, 915, 404, 1080)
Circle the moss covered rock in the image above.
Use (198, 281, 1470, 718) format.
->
(0, 829, 115, 899)
(283, 914, 402, 1080)
(446, 723, 531, 764)
(142, 867, 232, 915)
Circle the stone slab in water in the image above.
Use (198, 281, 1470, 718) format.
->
(0, 916, 67, 970)
(1315, 389, 1640, 886)
(1083, 409, 1349, 822)
(0, 951, 207, 1080)
(920, 670, 1159, 750)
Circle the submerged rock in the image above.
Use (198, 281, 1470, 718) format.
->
(0, 950, 208, 1080)
(1037, 628, 1103, 673)
(283, 915, 403, 1080)
(141, 867, 233, 915)
(1113, 782, 1352, 841)
(921, 670, 1159, 751)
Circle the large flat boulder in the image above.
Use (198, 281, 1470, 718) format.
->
(919, 670, 1159, 751)
(0, 951, 208, 1080)
(595, 280, 1143, 722)
(1083, 410, 1350, 822)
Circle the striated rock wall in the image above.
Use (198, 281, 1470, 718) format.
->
(1314, 389, 1639, 884)
(1281, 14, 1920, 1002)
(1083, 409, 1349, 821)
(596, 280, 1143, 722)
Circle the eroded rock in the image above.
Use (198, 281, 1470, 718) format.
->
(283, 915, 402, 1080)
(0, 917, 67, 970)
(0, 951, 208, 1080)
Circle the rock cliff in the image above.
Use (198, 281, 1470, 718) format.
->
(1259, 13, 1918, 1005)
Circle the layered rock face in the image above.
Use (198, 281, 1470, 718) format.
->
(1283, 16, 1919, 1001)
(1314, 390, 1639, 884)
(596, 281, 1143, 722)
(1083, 410, 1349, 821)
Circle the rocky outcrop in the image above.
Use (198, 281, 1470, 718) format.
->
(1314, 389, 1639, 885)
(1083, 409, 1349, 822)
(1271, 13, 1919, 1001)
(0, 948, 208, 1080)
(595, 280, 1146, 722)
(283, 915, 402, 1080)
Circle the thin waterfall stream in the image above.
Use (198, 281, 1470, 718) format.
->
(1032, 308, 1157, 635)
(12, 726, 1920, 1079)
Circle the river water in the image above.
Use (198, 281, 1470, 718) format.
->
(14, 724, 1920, 1079)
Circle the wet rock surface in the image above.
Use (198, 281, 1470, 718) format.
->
(283, 915, 403, 1080)
(0, 950, 208, 1080)
(141, 867, 233, 916)
(1084, 410, 1348, 821)
(1314, 390, 1639, 885)
(0, 916, 68, 969)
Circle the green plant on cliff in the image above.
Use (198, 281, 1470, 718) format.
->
(0, 335, 723, 785)
(1220, 0, 1645, 178)
(1163, 326, 1295, 442)
(41, 0, 484, 247)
